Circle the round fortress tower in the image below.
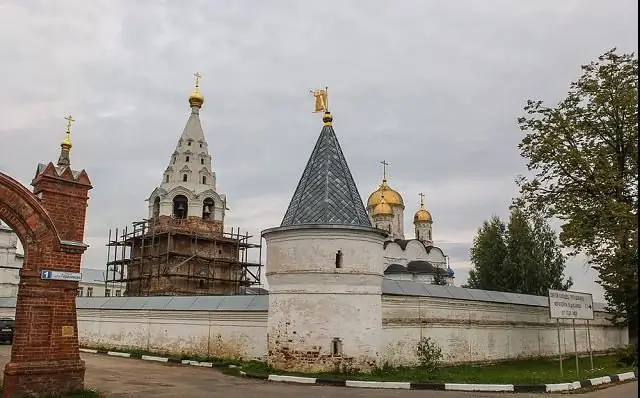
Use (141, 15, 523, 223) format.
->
(262, 109, 387, 372)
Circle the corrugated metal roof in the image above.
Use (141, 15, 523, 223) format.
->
(0, 279, 606, 312)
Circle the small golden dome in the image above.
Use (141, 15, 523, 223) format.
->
(372, 198, 393, 217)
(367, 180, 404, 209)
(189, 89, 204, 108)
(414, 208, 432, 223)
(323, 112, 333, 126)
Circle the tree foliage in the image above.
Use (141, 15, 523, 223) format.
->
(466, 209, 572, 295)
(515, 49, 638, 341)
(432, 270, 448, 286)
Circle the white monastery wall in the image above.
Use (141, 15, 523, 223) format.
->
(380, 296, 628, 367)
(0, 293, 626, 365)
(0, 303, 268, 360)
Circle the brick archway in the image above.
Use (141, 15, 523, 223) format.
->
(0, 168, 91, 397)
(0, 172, 61, 267)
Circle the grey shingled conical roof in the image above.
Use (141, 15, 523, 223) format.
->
(281, 113, 371, 227)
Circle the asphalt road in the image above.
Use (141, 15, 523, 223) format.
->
(0, 345, 637, 397)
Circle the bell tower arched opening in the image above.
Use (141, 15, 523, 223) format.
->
(172, 195, 188, 219)
(202, 197, 214, 220)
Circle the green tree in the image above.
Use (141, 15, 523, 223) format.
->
(515, 49, 638, 343)
(432, 270, 448, 286)
(466, 216, 508, 291)
(466, 209, 572, 295)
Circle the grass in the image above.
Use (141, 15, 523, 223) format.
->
(81, 344, 636, 385)
(236, 355, 636, 385)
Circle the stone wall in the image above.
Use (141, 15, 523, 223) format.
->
(0, 293, 627, 366)
(0, 302, 268, 361)
(381, 296, 628, 366)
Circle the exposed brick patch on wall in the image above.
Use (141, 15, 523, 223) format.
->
(0, 165, 91, 397)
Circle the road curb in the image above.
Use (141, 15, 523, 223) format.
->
(78, 349, 637, 392)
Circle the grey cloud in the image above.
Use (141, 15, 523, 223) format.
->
(0, 0, 637, 302)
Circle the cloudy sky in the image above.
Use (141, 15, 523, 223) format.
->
(0, 0, 637, 301)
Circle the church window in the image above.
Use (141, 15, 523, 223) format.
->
(428, 230, 432, 240)
(183, 174, 188, 182)
(198, 279, 205, 289)
(172, 156, 176, 164)
(188, 141, 192, 146)
(200, 158, 204, 165)
(202, 198, 214, 220)
(202, 176, 207, 184)
(152, 197, 160, 218)
(199, 143, 203, 148)
(173, 195, 188, 219)
(186, 156, 190, 162)
(165, 175, 169, 183)
(331, 338, 343, 356)
(335, 250, 343, 268)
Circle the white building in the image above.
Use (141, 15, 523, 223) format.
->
(0, 222, 23, 297)
(366, 170, 455, 285)
(0, 222, 124, 297)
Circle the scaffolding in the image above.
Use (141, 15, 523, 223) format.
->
(104, 217, 263, 296)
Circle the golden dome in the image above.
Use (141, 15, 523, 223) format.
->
(189, 89, 204, 108)
(414, 208, 432, 223)
(367, 180, 404, 209)
(372, 197, 393, 217)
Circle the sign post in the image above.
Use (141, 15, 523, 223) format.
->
(548, 290, 594, 377)
(556, 319, 563, 376)
(586, 320, 594, 370)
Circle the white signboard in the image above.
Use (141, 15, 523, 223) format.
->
(548, 289, 594, 320)
(41, 270, 82, 282)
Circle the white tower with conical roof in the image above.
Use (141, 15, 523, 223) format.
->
(262, 93, 387, 373)
(147, 74, 227, 222)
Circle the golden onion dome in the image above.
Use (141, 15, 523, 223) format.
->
(414, 208, 432, 223)
(372, 197, 393, 217)
(367, 180, 404, 209)
(189, 89, 204, 108)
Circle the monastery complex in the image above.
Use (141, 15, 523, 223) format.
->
(0, 80, 628, 373)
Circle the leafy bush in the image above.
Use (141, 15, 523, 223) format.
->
(415, 337, 443, 372)
(615, 344, 637, 367)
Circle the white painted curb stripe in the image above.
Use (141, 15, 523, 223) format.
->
(618, 372, 636, 381)
(545, 381, 581, 392)
(268, 375, 317, 384)
(79, 348, 98, 354)
(141, 355, 169, 363)
(589, 376, 611, 386)
(445, 383, 514, 392)
(192, 361, 213, 367)
(345, 381, 410, 389)
(107, 351, 131, 358)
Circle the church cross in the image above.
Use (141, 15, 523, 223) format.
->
(380, 160, 389, 180)
(418, 192, 425, 207)
(194, 72, 202, 88)
(64, 115, 75, 133)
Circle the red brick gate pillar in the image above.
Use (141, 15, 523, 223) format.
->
(2, 135, 92, 396)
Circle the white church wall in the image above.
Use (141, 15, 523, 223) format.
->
(404, 240, 428, 261)
(380, 296, 627, 367)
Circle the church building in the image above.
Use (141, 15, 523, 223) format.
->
(366, 167, 455, 285)
(105, 74, 262, 296)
